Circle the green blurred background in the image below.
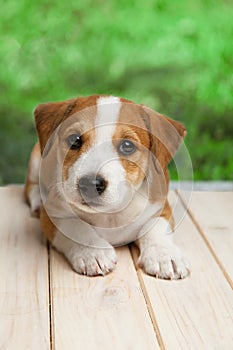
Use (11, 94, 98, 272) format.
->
(0, 0, 232, 184)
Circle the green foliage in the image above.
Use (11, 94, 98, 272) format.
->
(0, 0, 232, 184)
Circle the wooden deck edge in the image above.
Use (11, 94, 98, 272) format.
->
(170, 181, 233, 191)
(4, 181, 233, 192)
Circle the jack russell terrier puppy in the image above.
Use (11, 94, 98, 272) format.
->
(25, 94, 190, 279)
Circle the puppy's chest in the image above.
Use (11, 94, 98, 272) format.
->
(86, 200, 162, 246)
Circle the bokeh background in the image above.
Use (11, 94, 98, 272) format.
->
(0, 0, 232, 184)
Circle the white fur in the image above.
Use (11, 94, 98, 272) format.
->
(95, 96, 121, 144)
(28, 153, 40, 182)
(136, 217, 190, 279)
(53, 228, 117, 276)
(27, 144, 41, 214)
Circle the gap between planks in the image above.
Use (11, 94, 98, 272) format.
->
(129, 191, 233, 349)
(47, 241, 54, 350)
(176, 190, 233, 289)
(44, 189, 233, 349)
(49, 246, 160, 349)
(129, 244, 166, 350)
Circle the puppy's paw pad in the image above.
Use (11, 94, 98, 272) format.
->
(138, 245, 190, 280)
(68, 246, 117, 276)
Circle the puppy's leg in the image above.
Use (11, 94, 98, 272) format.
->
(136, 217, 190, 279)
(24, 142, 42, 217)
(41, 207, 117, 276)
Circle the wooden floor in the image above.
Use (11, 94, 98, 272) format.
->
(0, 186, 232, 350)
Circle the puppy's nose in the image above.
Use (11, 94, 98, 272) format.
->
(78, 175, 107, 199)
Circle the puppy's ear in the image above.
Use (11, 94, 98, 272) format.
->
(141, 105, 186, 203)
(34, 98, 77, 155)
(142, 105, 186, 169)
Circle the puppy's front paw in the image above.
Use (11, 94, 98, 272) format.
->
(67, 245, 117, 276)
(138, 244, 190, 280)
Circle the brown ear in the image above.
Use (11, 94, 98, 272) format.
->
(34, 98, 77, 155)
(142, 105, 186, 169)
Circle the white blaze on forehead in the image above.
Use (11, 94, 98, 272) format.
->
(93, 96, 126, 206)
(95, 96, 121, 144)
(64, 95, 131, 211)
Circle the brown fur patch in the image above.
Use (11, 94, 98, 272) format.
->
(141, 105, 186, 203)
(113, 102, 150, 186)
(161, 200, 175, 230)
(34, 94, 105, 154)
(40, 205, 56, 241)
(62, 128, 96, 181)
(142, 106, 186, 169)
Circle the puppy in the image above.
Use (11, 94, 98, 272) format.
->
(25, 95, 190, 279)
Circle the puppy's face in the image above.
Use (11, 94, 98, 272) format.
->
(59, 97, 150, 213)
(35, 95, 186, 214)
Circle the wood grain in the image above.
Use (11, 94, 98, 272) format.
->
(0, 187, 50, 349)
(131, 192, 233, 350)
(50, 246, 160, 350)
(1, 186, 233, 350)
(179, 191, 233, 285)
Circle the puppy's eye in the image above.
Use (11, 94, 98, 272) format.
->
(67, 134, 82, 150)
(118, 139, 137, 155)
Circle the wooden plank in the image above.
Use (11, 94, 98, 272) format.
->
(50, 246, 160, 350)
(179, 191, 233, 284)
(132, 192, 233, 350)
(0, 187, 50, 349)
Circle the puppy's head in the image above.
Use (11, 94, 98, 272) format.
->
(35, 95, 185, 214)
